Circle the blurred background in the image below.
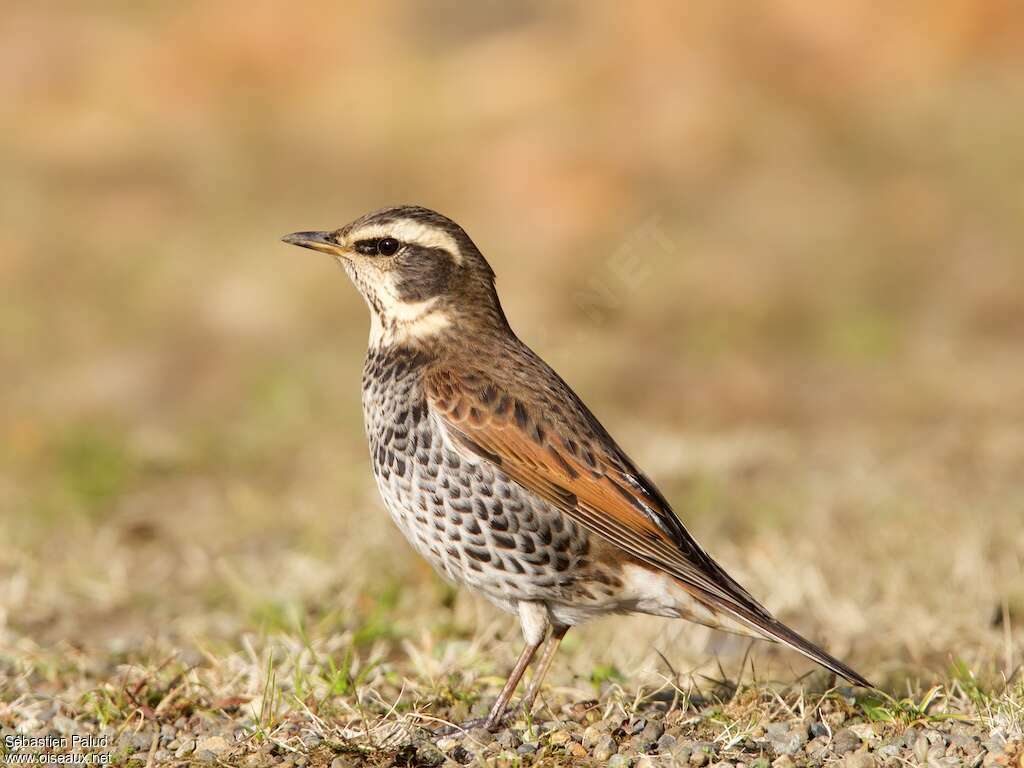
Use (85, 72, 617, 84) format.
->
(2, 1, 1023, 699)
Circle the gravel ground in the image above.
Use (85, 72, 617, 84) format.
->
(3, 676, 1022, 767)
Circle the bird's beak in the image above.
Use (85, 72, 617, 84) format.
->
(281, 231, 346, 257)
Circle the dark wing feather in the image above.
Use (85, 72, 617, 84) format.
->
(424, 365, 872, 688)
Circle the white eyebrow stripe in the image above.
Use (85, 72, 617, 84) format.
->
(347, 218, 463, 264)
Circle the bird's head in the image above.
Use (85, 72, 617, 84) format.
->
(283, 206, 505, 347)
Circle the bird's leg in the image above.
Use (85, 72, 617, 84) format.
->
(432, 604, 549, 735)
(478, 601, 550, 731)
(519, 624, 569, 717)
(482, 637, 541, 730)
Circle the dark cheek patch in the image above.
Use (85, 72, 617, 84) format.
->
(393, 246, 456, 302)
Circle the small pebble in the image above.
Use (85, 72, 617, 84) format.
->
(914, 735, 930, 763)
(414, 739, 445, 766)
(607, 756, 630, 768)
(548, 729, 571, 746)
(772, 756, 795, 768)
(849, 723, 875, 741)
(844, 754, 876, 768)
(567, 742, 588, 758)
(196, 736, 230, 755)
(619, 739, 639, 757)
(133, 732, 154, 751)
(809, 722, 829, 738)
(593, 734, 617, 762)
(582, 724, 605, 748)
(436, 736, 459, 751)
(301, 732, 320, 748)
(496, 730, 521, 750)
(877, 744, 900, 759)
(766, 722, 806, 755)
(466, 726, 494, 746)
(640, 719, 665, 743)
(924, 729, 947, 747)
(805, 735, 829, 756)
(670, 744, 693, 763)
(657, 733, 677, 752)
(952, 733, 980, 754)
(832, 728, 862, 755)
(52, 716, 80, 735)
(449, 745, 472, 764)
(981, 735, 1006, 753)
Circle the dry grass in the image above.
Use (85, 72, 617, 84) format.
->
(2, 2, 1024, 765)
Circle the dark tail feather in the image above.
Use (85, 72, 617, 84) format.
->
(726, 605, 874, 688)
(661, 543, 873, 687)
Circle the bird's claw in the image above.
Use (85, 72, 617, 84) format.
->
(431, 714, 508, 737)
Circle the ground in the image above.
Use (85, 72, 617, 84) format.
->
(3, 421, 1023, 765)
(3, 3, 1024, 767)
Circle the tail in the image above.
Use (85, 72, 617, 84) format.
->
(671, 560, 874, 687)
(722, 601, 874, 688)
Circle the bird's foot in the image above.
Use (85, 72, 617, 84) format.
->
(431, 714, 507, 736)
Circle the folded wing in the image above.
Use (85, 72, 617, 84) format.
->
(425, 366, 872, 688)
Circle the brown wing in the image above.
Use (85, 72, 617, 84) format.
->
(424, 365, 770, 619)
(424, 364, 873, 688)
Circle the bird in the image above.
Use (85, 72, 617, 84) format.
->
(282, 206, 872, 730)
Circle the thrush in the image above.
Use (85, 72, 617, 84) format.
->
(282, 206, 872, 730)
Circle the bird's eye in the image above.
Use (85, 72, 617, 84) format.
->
(377, 237, 400, 256)
(353, 237, 401, 256)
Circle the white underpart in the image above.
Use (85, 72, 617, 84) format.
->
(617, 565, 736, 627)
(518, 601, 550, 645)
(619, 565, 698, 618)
(366, 272, 452, 346)
(346, 218, 463, 264)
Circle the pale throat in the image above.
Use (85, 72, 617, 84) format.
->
(342, 259, 454, 347)
(368, 297, 452, 347)
(366, 268, 450, 344)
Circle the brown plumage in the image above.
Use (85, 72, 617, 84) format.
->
(282, 206, 872, 730)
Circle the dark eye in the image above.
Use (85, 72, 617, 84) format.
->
(377, 237, 400, 256)
(353, 237, 401, 256)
